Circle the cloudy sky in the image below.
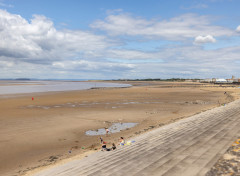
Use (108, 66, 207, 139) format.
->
(0, 0, 240, 79)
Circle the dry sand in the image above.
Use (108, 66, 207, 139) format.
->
(0, 81, 239, 176)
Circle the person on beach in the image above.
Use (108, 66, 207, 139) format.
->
(105, 143, 117, 151)
(102, 141, 116, 151)
(101, 141, 107, 151)
(112, 143, 116, 150)
(119, 137, 125, 146)
(105, 128, 109, 136)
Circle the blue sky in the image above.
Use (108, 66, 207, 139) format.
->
(0, 0, 240, 79)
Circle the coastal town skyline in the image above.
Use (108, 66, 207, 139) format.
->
(0, 0, 240, 79)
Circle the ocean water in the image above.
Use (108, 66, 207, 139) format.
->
(0, 81, 131, 95)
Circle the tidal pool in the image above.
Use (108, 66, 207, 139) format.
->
(85, 123, 138, 136)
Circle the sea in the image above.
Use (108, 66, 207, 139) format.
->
(0, 80, 131, 95)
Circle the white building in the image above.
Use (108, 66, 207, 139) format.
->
(215, 78, 227, 83)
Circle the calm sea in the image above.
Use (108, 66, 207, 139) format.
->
(0, 81, 131, 95)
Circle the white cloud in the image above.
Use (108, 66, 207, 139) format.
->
(194, 35, 216, 44)
(0, 9, 110, 64)
(91, 13, 234, 40)
(0, 60, 13, 67)
(236, 25, 240, 32)
(106, 9, 123, 15)
(181, 4, 208, 9)
(106, 49, 164, 60)
(0, 2, 13, 8)
(101, 44, 240, 79)
(1, 9, 240, 79)
(129, 45, 240, 79)
(52, 60, 135, 73)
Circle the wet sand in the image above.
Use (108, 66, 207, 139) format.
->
(0, 81, 239, 176)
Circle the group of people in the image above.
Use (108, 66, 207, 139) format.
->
(100, 127, 127, 151)
(100, 136, 125, 151)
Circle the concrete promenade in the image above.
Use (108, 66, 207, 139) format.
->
(33, 100, 240, 176)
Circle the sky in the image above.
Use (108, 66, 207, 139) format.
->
(0, 0, 240, 79)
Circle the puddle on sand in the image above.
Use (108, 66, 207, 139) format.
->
(85, 123, 138, 136)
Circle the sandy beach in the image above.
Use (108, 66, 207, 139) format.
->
(0, 81, 239, 176)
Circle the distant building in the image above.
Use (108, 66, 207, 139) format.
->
(200, 78, 212, 83)
(197, 76, 239, 84)
(215, 79, 227, 83)
(233, 79, 240, 83)
(226, 79, 233, 83)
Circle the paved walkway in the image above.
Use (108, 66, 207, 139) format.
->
(33, 100, 240, 176)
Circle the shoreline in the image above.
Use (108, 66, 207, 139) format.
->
(0, 80, 131, 96)
(0, 81, 239, 176)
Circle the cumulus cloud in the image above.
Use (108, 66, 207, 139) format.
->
(52, 60, 135, 72)
(0, 9, 109, 65)
(1, 9, 240, 79)
(91, 13, 234, 40)
(194, 35, 216, 44)
(129, 45, 240, 79)
(236, 25, 240, 32)
(99, 44, 240, 79)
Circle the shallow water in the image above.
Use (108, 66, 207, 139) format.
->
(85, 123, 138, 136)
(0, 81, 131, 95)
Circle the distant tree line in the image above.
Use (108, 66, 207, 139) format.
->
(111, 78, 201, 82)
